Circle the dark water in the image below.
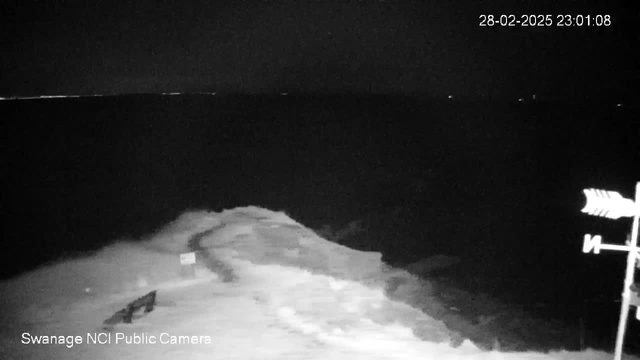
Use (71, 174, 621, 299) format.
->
(3, 94, 639, 349)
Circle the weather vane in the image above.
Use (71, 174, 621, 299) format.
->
(581, 182, 640, 360)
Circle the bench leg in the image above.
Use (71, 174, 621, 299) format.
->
(123, 306, 133, 323)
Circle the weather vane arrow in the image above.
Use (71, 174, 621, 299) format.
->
(581, 188, 638, 219)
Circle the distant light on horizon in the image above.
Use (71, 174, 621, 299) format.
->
(2, 94, 109, 100)
(1, 93, 225, 100)
(0, 93, 634, 106)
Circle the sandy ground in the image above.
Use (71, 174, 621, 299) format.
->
(1, 207, 637, 360)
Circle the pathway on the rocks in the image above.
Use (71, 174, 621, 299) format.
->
(187, 224, 237, 282)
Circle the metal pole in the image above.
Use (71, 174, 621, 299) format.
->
(614, 182, 640, 360)
(580, 314, 585, 350)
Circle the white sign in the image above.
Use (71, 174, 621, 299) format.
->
(180, 252, 196, 265)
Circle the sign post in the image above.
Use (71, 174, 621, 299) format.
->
(581, 182, 640, 360)
(180, 252, 197, 279)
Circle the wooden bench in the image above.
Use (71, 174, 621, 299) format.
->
(103, 290, 157, 327)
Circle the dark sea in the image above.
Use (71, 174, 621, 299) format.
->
(3, 94, 639, 350)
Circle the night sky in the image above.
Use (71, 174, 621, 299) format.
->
(2, 0, 638, 99)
